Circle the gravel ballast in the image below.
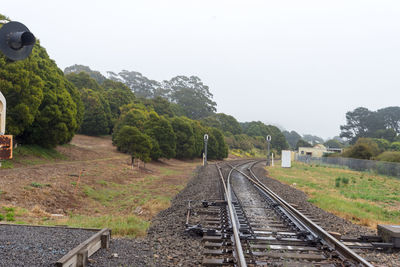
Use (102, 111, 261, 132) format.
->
(0, 225, 96, 266)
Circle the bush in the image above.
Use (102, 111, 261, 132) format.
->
(335, 177, 341, 187)
(376, 151, 400, 163)
(390, 142, 400, 151)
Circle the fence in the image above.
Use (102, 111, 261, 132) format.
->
(296, 155, 400, 179)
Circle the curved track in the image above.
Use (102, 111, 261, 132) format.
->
(201, 160, 373, 266)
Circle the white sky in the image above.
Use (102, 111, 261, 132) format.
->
(3, 0, 400, 139)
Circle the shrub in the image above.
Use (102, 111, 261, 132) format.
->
(341, 177, 349, 184)
(6, 212, 15, 221)
(0, 214, 4, 221)
(376, 151, 400, 163)
(390, 142, 400, 151)
(335, 177, 341, 187)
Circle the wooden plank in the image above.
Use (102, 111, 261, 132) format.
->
(56, 228, 110, 267)
(0, 223, 101, 232)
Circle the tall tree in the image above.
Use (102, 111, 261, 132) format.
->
(171, 117, 195, 158)
(1, 39, 81, 147)
(340, 107, 383, 143)
(164, 76, 217, 119)
(144, 112, 176, 159)
(102, 79, 136, 121)
(79, 89, 111, 136)
(241, 121, 289, 152)
(377, 106, 400, 134)
(114, 125, 152, 165)
(283, 130, 302, 149)
(64, 64, 106, 84)
(107, 70, 160, 98)
(201, 113, 242, 135)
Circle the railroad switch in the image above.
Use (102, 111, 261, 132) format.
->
(185, 224, 204, 236)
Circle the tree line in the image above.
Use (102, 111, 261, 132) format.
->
(336, 106, 400, 162)
(1, 22, 290, 162)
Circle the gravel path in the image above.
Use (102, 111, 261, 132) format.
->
(88, 238, 152, 267)
(0, 225, 95, 267)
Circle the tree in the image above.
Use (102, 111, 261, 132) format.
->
(302, 134, 324, 145)
(283, 130, 302, 149)
(190, 120, 207, 158)
(207, 128, 228, 160)
(164, 76, 217, 119)
(324, 139, 344, 148)
(377, 106, 400, 134)
(144, 112, 176, 160)
(66, 72, 103, 92)
(371, 128, 397, 142)
(242, 121, 289, 153)
(342, 138, 380, 159)
(114, 125, 152, 165)
(201, 113, 242, 135)
(107, 70, 160, 99)
(143, 96, 175, 117)
(340, 107, 385, 143)
(64, 64, 106, 84)
(343, 144, 373, 160)
(66, 72, 113, 134)
(79, 89, 111, 136)
(102, 79, 136, 121)
(390, 142, 400, 151)
(171, 117, 195, 158)
(0, 39, 81, 147)
(113, 106, 148, 140)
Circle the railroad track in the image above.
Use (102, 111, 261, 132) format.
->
(198, 160, 373, 266)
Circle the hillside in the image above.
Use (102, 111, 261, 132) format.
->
(0, 135, 200, 236)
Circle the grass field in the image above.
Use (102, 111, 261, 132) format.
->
(267, 162, 400, 228)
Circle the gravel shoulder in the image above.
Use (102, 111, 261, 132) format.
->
(0, 225, 95, 267)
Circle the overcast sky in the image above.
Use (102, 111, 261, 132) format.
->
(3, 0, 400, 139)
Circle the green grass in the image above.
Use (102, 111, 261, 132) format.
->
(1, 144, 67, 168)
(268, 162, 400, 227)
(45, 214, 150, 237)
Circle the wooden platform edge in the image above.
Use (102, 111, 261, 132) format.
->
(0, 222, 101, 232)
(55, 228, 111, 267)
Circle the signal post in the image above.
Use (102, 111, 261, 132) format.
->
(0, 20, 36, 162)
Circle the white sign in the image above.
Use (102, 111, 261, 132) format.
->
(281, 150, 291, 168)
(266, 135, 271, 141)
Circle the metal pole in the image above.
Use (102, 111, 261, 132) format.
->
(266, 135, 271, 166)
(204, 134, 208, 166)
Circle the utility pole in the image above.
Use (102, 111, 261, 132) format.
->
(266, 135, 271, 166)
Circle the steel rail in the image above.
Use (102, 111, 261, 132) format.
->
(230, 161, 373, 267)
(216, 164, 247, 267)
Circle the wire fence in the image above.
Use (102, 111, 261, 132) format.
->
(295, 155, 400, 179)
